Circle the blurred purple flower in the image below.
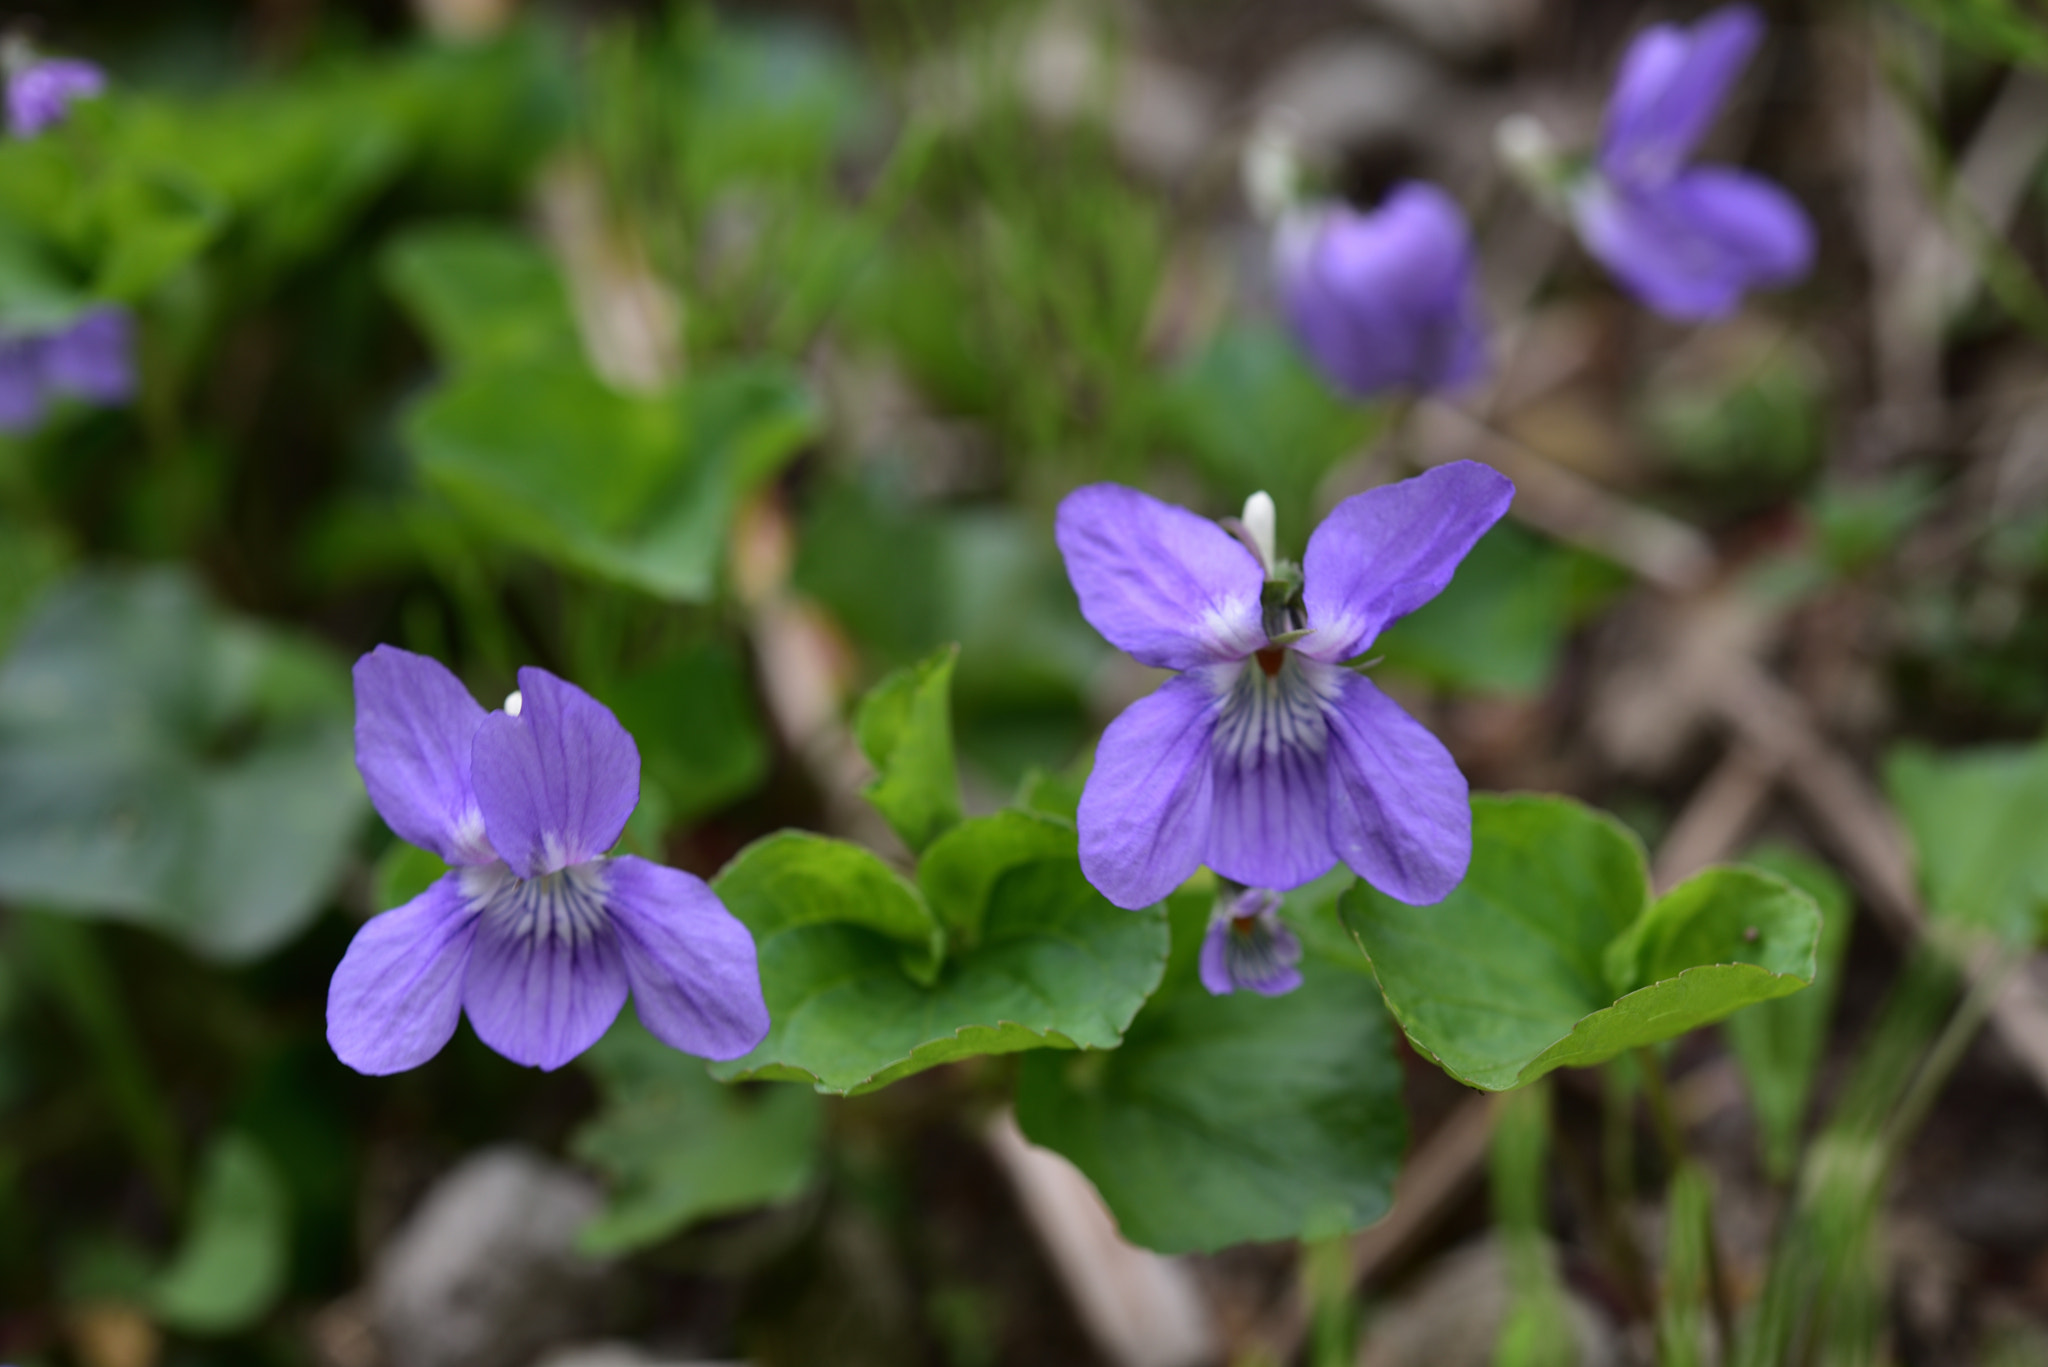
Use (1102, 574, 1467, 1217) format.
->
(1573, 4, 1813, 320)
(0, 335, 47, 433)
(0, 306, 138, 434)
(1276, 182, 1488, 398)
(1199, 887, 1303, 997)
(43, 307, 134, 404)
(1056, 461, 1512, 912)
(7, 57, 104, 138)
(328, 647, 771, 1074)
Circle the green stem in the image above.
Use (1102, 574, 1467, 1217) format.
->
(1635, 1048, 1735, 1362)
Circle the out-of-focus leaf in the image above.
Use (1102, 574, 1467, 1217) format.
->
(1723, 846, 1855, 1180)
(1896, 0, 2048, 68)
(1376, 523, 1626, 696)
(1887, 741, 2048, 942)
(382, 223, 579, 371)
(1155, 325, 1384, 543)
(0, 570, 364, 961)
(855, 645, 964, 855)
(604, 637, 770, 824)
(407, 361, 818, 601)
(793, 482, 1104, 782)
(572, 1018, 824, 1255)
(1642, 327, 1826, 501)
(371, 841, 447, 914)
(149, 1132, 291, 1335)
(1345, 796, 1819, 1090)
(1016, 890, 1404, 1253)
(670, 18, 878, 196)
(712, 837, 1166, 1095)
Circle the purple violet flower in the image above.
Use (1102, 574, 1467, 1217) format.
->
(42, 307, 135, 405)
(0, 335, 46, 433)
(7, 57, 105, 138)
(1572, 4, 1812, 320)
(1276, 182, 1489, 398)
(1199, 887, 1303, 997)
(1057, 461, 1513, 911)
(328, 647, 771, 1074)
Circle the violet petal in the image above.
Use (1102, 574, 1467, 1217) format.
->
(462, 862, 629, 1070)
(353, 645, 495, 865)
(7, 59, 106, 138)
(470, 666, 640, 877)
(43, 307, 135, 406)
(1278, 183, 1489, 398)
(604, 855, 770, 1062)
(1601, 5, 1763, 189)
(0, 335, 46, 433)
(1204, 657, 1339, 891)
(1574, 167, 1813, 321)
(1321, 670, 1471, 905)
(1299, 461, 1514, 664)
(1077, 669, 1226, 909)
(1055, 483, 1266, 671)
(327, 870, 482, 1075)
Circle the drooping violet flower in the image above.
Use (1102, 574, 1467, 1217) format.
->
(328, 647, 770, 1074)
(42, 307, 134, 405)
(1572, 4, 1812, 320)
(1057, 461, 1513, 911)
(0, 335, 46, 433)
(7, 57, 104, 138)
(1199, 887, 1303, 997)
(1276, 182, 1488, 397)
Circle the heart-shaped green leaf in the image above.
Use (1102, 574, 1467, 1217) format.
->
(381, 223, 579, 372)
(917, 809, 1077, 945)
(1343, 795, 1820, 1091)
(406, 361, 818, 602)
(0, 570, 365, 962)
(149, 1132, 291, 1335)
(1017, 889, 1406, 1253)
(1887, 740, 2048, 941)
(571, 1019, 824, 1256)
(710, 830, 942, 985)
(855, 645, 964, 856)
(712, 834, 1166, 1095)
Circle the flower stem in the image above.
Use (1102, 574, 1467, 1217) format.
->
(1635, 1047, 1735, 1362)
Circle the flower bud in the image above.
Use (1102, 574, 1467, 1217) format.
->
(1275, 182, 1488, 399)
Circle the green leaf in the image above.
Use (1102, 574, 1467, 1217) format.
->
(1343, 795, 1820, 1090)
(855, 645, 964, 855)
(713, 843, 1167, 1095)
(1886, 741, 2048, 941)
(0, 570, 365, 961)
(604, 637, 769, 824)
(372, 841, 447, 913)
(149, 1133, 291, 1335)
(381, 223, 579, 371)
(1016, 891, 1404, 1253)
(571, 1018, 823, 1256)
(917, 809, 1077, 945)
(1722, 847, 1854, 1180)
(1375, 523, 1627, 696)
(407, 361, 819, 602)
(711, 831, 942, 983)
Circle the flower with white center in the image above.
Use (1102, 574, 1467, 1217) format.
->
(1199, 887, 1303, 997)
(1055, 461, 1513, 910)
(328, 647, 770, 1074)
